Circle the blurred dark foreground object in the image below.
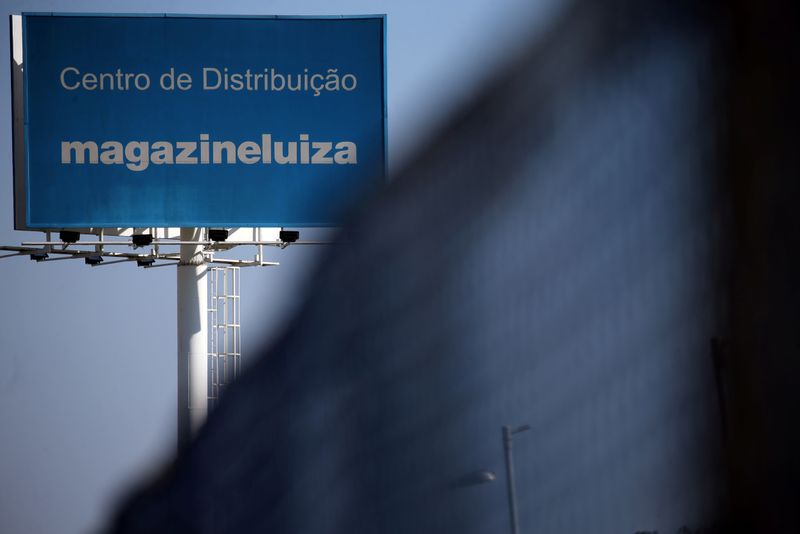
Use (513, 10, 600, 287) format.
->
(108, 0, 800, 532)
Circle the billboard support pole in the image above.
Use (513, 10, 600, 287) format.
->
(177, 227, 208, 450)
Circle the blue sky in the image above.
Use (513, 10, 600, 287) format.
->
(0, 1, 560, 532)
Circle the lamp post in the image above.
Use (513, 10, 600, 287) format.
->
(503, 424, 531, 534)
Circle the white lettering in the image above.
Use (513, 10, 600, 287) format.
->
(61, 141, 98, 163)
(99, 141, 124, 164)
(311, 142, 333, 164)
(203, 68, 221, 90)
(176, 142, 198, 164)
(237, 141, 261, 164)
(334, 141, 358, 164)
(151, 141, 174, 164)
(60, 67, 80, 90)
(59, 134, 359, 171)
(125, 142, 149, 171)
(59, 67, 150, 91)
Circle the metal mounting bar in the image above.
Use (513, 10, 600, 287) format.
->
(141, 261, 182, 269)
(208, 257, 280, 267)
(0, 245, 115, 259)
(0, 245, 280, 268)
(34, 255, 77, 262)
(0, 245, 40, 252)
(21, 240, 335, 246)
(88, 258, 134, 267)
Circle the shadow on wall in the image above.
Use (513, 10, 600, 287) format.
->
(107, 0, 800, 533)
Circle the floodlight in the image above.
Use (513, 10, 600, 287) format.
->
(137, 258, 156, 268)
(30, 252, 48, 262)
(279, 230, 300, 243)
(60, 230, 80, 243)
(209, 229, 229, 242)
(132, 234, 153, 248)
(84, 255, 103, 265)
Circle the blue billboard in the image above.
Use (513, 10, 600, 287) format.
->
(13, 14, 386, 228)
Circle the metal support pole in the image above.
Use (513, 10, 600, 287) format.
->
(177, 228, 208, 450)
(503, 424, 530, 534)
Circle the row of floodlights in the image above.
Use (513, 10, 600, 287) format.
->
(57, 229, 301, 245)
(28, 251, 155, 267)
(29, 229, 301, 267)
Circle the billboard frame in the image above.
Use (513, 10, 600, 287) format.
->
(10, 13, 388, 232)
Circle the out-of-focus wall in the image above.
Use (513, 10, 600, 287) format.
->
(110, 3, 734, 533)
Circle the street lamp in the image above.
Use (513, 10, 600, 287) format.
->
(452, 469, 498, 488)
(503, 424, 531, 534)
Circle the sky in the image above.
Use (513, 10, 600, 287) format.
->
(0, 1, 562, 532)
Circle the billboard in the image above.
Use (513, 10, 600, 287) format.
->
(11, 14, 386, 229)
